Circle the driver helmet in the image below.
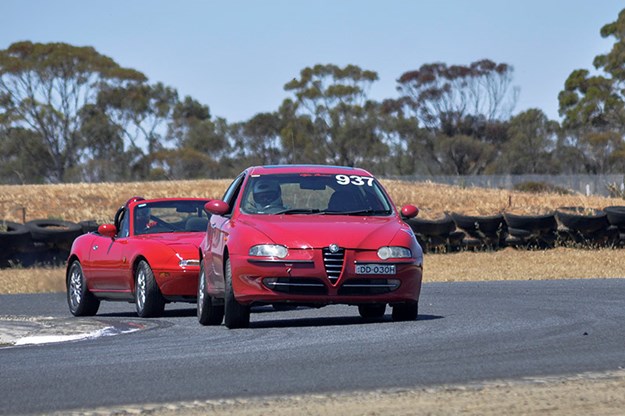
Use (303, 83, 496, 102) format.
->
(135, 205, 151, 227)
(253, 179, 282, 208)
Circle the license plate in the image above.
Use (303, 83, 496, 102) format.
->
(355, 264, 396, 275)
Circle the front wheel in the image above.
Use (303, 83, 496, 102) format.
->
(224, 258, 250, 329)
(135, 260, 165, 318)
(392, 301, 418, 321)
(358, 304, 386, 320)
(67, 261, 100, 316)
(197, 260, 224, 325)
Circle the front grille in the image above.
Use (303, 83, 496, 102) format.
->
(322, 247, 345, 284)
(338, 279, 400, 295)
(263, 277, 328, 295)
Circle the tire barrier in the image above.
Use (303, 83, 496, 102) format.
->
(404, 214, 456, 253)
(404, 205, 625, 253)
(1, 219, 98, 268)
(450, 213, 506, 251)
(3, 205, 625, 268)
(555, 207, 615, 247)
(503, 212, 558, 249)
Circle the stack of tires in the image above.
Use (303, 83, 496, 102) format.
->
(603, 206, 625, 246)
(404, 214, 457, 253)
(450, 213, 506, 251)
(0, 222, 32, 267)
(0, 219, 89, 268)
(503, 212, 558, 249)
(555, 207, 616, 247)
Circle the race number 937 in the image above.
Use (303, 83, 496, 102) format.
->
(336, 174, 374, 186)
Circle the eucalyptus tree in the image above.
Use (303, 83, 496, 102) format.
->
(395, 59, 518, 174)
(161, 97, 231, 179)
(396, 59, 519, 133)
(0, 41, 146, 182)
(230, 112, 283, 170)
(495, 109, 558, 174)
(283, 64, 388, 170)
(558, 8, 625, 173)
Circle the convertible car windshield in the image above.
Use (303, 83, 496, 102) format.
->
(134, 200, 210, 235)
(240, 173, 393, 215)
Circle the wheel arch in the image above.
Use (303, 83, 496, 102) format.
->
(65, 255, 80, 287)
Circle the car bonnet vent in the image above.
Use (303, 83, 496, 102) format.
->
(322, 246, 344, 284)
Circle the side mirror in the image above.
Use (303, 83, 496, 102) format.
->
(98, 223, 117, 238)
(400, 204, 419, 219)
(204, 200, 229, 216)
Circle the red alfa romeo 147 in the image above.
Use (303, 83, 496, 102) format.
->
(198, 165, 423, 328)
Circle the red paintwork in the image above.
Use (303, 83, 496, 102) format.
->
(200, 165, 424, 307)
(205, 200, 229, 216)
(401, 204, 419, 218)
(67, 198, 210, 302)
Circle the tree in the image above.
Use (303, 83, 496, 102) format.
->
(495, 109, 558, 174)
(397, 59, 519, 132)
(230, 112, 283, 169)
(558, 8, 625, 173)
(283, 64, 388, 169)
(0, 41, 146, 182)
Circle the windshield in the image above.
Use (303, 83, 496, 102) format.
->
(134, 200, 210, 235)
(239, 173, 393, 215)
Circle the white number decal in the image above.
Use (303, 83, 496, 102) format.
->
(335, 175, 374, 186)
(336, 174, 351, 185)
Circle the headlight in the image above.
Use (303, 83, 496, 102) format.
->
(249, 244, 288, 258)
(377, 246, 412, 260)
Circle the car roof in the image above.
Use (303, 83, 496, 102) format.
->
(246, 164, 373, 176)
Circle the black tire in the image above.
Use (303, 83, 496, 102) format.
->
(506, 227, 532, 238)
(451, 213, 505, 238)
(135, 260, 165, 318)
(0, 221, 32, 253)
(603, 206, 625, 229)
(66, 261, 100, 316)
(79, 220, 100, 234)
(25, 219, 83, 246)
(358, 304, 386, 319)
(224, 258, 250, 329)
(392, 302, 418, 321)
(503, 212, 557, 233)
(404, 214, 455, 237)
(556, 207, 609, 234)
(197, 260, 224, 325)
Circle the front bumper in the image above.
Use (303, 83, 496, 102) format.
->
(230, 252, 422, 305)
(155, 266, 200, 297)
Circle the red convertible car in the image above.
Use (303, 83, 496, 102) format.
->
(198, 165, 423, 328)
(66, 197, 211, 317)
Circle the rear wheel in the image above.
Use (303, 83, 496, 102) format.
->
(392, 301, 418, 321)
(135, 260, 165, 318)
(67, 261, 100, 316)
(358, 304, 386, 319)
(224, 258, 250, 329)
(197, 260, 224, 325)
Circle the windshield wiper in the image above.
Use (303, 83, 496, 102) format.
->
(274, 208, 326, 215)
(326, 209, 392, 216)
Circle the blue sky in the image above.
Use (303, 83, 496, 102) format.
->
(2, 1, 623, 123)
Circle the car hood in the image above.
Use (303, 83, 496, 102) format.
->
(236, 215, 403, 250)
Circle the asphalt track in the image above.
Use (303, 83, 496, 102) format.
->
(1, 279, 625, 415)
